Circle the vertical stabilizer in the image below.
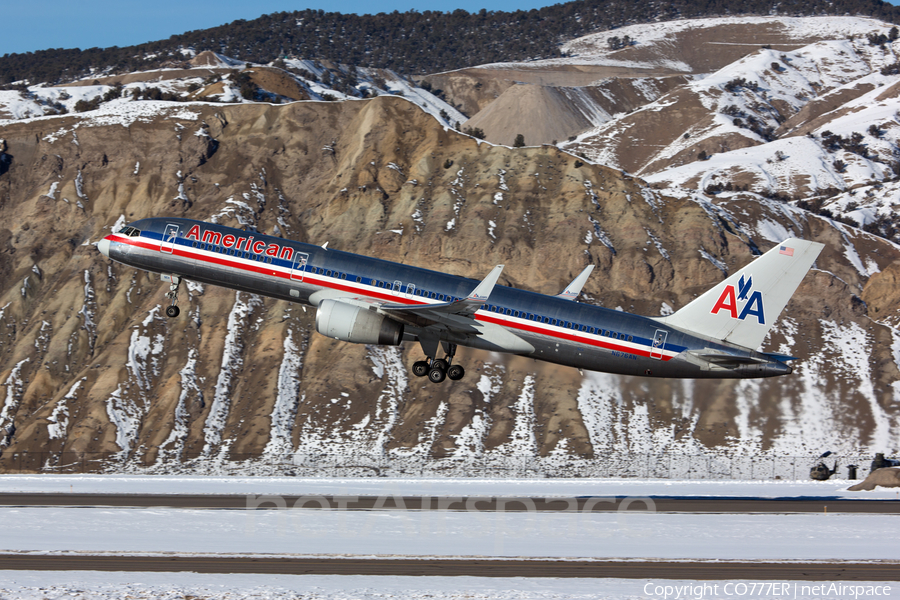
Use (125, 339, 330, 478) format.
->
(659, 239, 824, 350)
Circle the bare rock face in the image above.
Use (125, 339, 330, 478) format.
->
(848, 467, 900, 491)
(462, 77, 688, 147)
(863, 262, 900, 328)
(0, 96, 898, 474)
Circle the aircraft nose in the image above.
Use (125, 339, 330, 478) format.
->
(98, 237, 111, 258)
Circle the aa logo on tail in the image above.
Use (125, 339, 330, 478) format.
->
(710, 274, 765, 324)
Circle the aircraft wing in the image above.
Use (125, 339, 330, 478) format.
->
(378, 265, 504, 333)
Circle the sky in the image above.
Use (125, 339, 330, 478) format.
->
(1, 0, 564, 56)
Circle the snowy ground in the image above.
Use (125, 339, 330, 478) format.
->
(2, 474, 897, 498)
(0, 572, 892, 600)
(0, 476, 896, 599)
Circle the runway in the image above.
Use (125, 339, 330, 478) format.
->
(0, 554, 896, 580)
(0, 493, 896, 513)
(2, 493, 896, 580)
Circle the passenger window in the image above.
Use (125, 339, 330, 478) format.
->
(326, 270, 332, 277)
(430, 292, 436, 299)
(356, 276, 362, 283)
(628, 335, 633, 342)
(192, 242, 197, 248)
(552, 319, 558, 325)
(341, 273, 347, 280)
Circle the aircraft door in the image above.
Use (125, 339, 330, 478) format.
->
(392, 280, 402, 295)
(405, 283, 416, 299)
(160, 224, 179, 254)
(650, 329, 667, 360)
(290, 252, 309, 281)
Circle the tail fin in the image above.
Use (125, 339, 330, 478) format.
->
(659, 239, 824, 350)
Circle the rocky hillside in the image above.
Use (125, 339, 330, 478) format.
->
(0, 52, 466, 128)
(426, 17, 900, 247)
(0, 94, 898, 475)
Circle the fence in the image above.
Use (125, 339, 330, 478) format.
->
(0, 450, 877, 480)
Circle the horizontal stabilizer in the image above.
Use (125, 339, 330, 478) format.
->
(659, 239, 823, 350)
(689, 350, 766, 365)
(762, 352, 798, 363)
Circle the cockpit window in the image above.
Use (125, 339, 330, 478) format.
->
(117, 226, 141, 237)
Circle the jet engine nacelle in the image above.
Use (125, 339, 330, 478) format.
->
(315, 298, 404, 346)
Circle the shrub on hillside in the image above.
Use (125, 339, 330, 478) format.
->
(724, 77, 758, 93)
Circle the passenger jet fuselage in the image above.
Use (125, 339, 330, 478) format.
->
(98, 217, 823, 382)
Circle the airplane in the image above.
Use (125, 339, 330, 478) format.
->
(98, 217, 823, 382)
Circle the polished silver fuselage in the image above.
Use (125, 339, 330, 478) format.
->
(100, 217, 791, 379)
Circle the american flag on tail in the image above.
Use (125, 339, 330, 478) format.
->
(779, 245, 794, 256)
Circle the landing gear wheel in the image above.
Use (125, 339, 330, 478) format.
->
(431, 358, 449, 371)
(412, 361, 430, 377)
(164, 276, 182, 319)
(447, 364, 465, 381)
(428, 367, 447, 383)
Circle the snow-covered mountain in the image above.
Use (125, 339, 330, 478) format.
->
(429, 16, 900, 245)
(1, 17, 899, 477)
(0, 51, 466, 129)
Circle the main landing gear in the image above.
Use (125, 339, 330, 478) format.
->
(413, 343, 465, 383)
(164, 275, 181, 318)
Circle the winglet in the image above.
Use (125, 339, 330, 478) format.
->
(556, 265, 594, 301)
(468, 264, 504, 302)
